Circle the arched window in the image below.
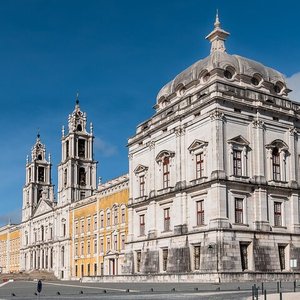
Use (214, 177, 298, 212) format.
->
(64, 169, 67, 187)
(78, 167, 86, 186)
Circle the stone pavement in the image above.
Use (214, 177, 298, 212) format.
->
(247, 292, 300, 299)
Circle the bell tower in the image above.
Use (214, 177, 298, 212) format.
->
(22, 134, 54, 221)
(57, 96, 97, 205)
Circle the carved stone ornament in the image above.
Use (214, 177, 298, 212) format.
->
(209, 110, 224, 121)
(146, 140, 155, 150)
(174, 126, 185, 137)
(288, 126, 297, 136)
(252, 119, 264, 129)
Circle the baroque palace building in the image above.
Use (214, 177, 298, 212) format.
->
(2, 14, 300, 282)
(123, 15, 300, 281)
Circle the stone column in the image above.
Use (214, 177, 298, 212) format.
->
(210, 110, 225, 179)
(252, 118, 266, 183)
(288, 127, 297, 186)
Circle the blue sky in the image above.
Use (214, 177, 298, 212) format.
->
(1, 0, 300, 225)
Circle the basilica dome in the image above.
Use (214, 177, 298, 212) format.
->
(157, 13, 288, 103)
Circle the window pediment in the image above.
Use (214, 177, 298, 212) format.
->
(227, 135, 250, 146)
(266, 139, 288, 151)
(155, 150, 175, 163)
(134, 164, 148, 174)
(188, 140, 208, 153)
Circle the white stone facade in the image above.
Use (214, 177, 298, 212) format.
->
(124, 16, 300, 280)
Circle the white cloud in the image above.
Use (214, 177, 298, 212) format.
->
(94, 137, 118, 157)
(287, 72, 300, 102)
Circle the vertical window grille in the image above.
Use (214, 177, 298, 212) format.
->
(136, 251, 141, 272)
(196, 200, 204, 225)
(194, 246, 201, 270)
(240, 244, 248, 271)
(274, 202, 282, 226)
(233, 150, 242, 176)
(162, 249, 168, 271)
(272, 148, 281, 181)
(164, 208, 170, 231)
(163, 157, 170, 188)
(139, 214, 145, 236)
(139, 175, 145, 197)
(235, 198, 244, 224)
(196, 153, 204, 179)
(278, 246, 285, 270)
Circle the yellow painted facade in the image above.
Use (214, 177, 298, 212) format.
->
(0, 225, 20, 273)
(70, 175, 129, 278)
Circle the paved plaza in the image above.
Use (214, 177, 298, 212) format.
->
(0, 280, 299, 300)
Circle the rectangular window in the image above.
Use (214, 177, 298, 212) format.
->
(235, 198, 243, 224)
(94, 239, 97, 254)
(164, 208, 170, 231)
(196, 153, 204, 179)
(107, 212, 111, 227)
(121, 235, 125, 250)
(140, 214, 145, 236)
(87, 241, 90, 255)
(100, 214, 104, 228)
(87, 218, 91, 232)
(81, 242, 84, 256)
(75, 222, 79, 235)
(75, 244, 78, 256)
(194, 245, 201, 270)
(94, 263, 97, 276)
(272, 149, 281, 181)
(121, 208, 126, 223)
(233, 150, 242, 176)
(163, 157, 170, 188)
(162, 248, 168, 271)
(114, 208, 118, 225)
(240, 244, 248, 271)
(107, 237, 111, 250)
(114, 235, 118, 250)
(278, 245, 285, 270)
(93, 215, 97, 231)
(139, 175, 145, 197)
(274, 202, 282, 226)
(81, 220, 84, 233)
(136, 251, 141, 273)
(196, 200, 204, 226)
(100, 238, 104, 253)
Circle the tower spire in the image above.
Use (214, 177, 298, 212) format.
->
(205, 11, 230, 54)
(75, 92, 79, 106)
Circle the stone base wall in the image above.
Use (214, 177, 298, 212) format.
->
(83, 272, 300, 283)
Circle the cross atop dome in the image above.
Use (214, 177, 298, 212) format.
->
(205, 11, 230, 53)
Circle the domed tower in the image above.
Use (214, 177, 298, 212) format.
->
(22, 134, 54, 221)
(57, 96, 97, 205)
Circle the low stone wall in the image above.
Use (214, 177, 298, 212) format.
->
(83, 272, 300, 283)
